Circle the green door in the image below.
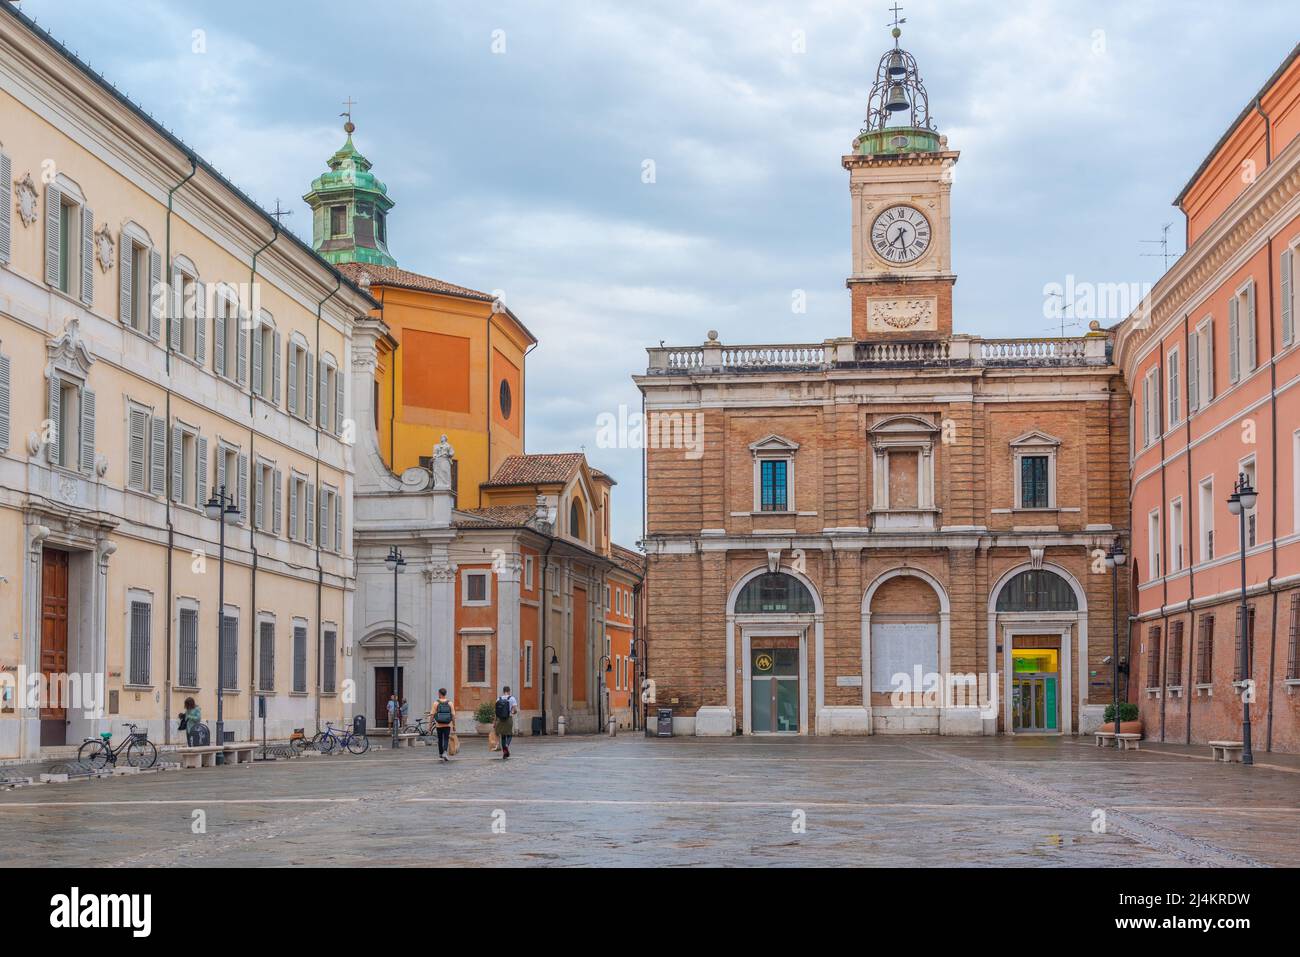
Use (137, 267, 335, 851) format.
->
(751, 647, 799, 733)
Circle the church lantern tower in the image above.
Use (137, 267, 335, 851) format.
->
(844, 15, 958, 340)
(303, 110, 397, 267)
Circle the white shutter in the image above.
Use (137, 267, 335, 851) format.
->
(1228, 297, 1239, 383)
(217, 446, 227, 496)
(1204, 318, 1215, 400)
(236, 311, 248, 385)
(287, 344, 298, 414)
(150, 416, 166, 496)
(273, 469, 282, 536)
(305, 482, 315, 545)
(194, 281, 206, 364)
(305, 351, 315, 424)
(318, 485, 328, 548)
(251, 322, 263, 396)
(118, 236, 133, 324)
(0, 151, 10, 264)
(254, 463, 265, 528)
(196, 436, 208, 508)
(1168, 355, 1178, 425)
(214, 298, 226, 377)
(318, 359, 329, 427)
(44, 184, 61, 287)
(80, 206, 93, 307)
(1151, 374, 1161, 440)
(46, 374, 60, 464)
(1283, 249, 1295, 346)
(334, 492, 342, 552)
(1244, 282, 1256, 373)
(1141, 375, 1150, 446)
(128, 407, 147, 490)
(78, 388, 95, 476)
(170, 267, 183, 350)
(237, 452, 248, 521)
(289, 478, 298, 540)
(0, 352, 10, 451)
(171, 425, 184, 502)
(1187, 332, 1199, 413)
(147, 247, 162, 339)
(335, 365, 345, 435)
(272, 333, 281, 405)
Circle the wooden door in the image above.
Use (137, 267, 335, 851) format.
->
(40, 549, 70, 746)
(374, 666, 404, 727)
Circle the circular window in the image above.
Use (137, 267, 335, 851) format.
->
(499, 379, 512, 419)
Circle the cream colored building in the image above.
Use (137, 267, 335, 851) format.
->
(0, 6, 373, 758)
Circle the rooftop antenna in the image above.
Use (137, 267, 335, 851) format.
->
(1140, 222, 1178, 273)
(1044, 292, 1083, 338)
(270, 199, 294, 226)
(340, 96, 356, 135)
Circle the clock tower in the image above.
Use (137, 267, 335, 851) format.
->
(844, 21, 958, 340)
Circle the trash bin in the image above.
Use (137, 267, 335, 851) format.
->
(189, 722, 211, 746)
(530, 716, 544, 736)
(352, 714, 367, 736)
(655, 707, 673, 737)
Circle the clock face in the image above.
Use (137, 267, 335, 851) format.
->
(870, 205, 931, 265)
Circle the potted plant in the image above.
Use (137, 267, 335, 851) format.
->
(474, 702, 496, 735)
(1102, 702, 1143, 736)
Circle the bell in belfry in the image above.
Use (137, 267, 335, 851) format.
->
(886, 51, 906, 76)
(885, 82, 909, 112)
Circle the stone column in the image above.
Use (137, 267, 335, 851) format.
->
(496, 556, 521, 699)
(427, 562, 456, 702)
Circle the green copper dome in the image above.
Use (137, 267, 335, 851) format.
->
(853, 127, 942, 156)
(303, 127, 397, 267)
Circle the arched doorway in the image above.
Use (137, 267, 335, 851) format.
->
(862, 567, 951, 732)
(726, 569, 822, 735)
(988, 565, 1087, 735)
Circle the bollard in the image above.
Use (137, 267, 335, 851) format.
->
(608, 716, 617, 737)
(557, 715, 566, 736)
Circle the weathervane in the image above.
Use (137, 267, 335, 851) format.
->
(341, 96, 356, 134)
(863, 5, 935, 133)
(270, 199, 294, 226)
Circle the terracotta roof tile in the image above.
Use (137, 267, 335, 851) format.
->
(482, 453, 586, 488)
(336, 261, 494, 302)
(452, 505, 541, 529)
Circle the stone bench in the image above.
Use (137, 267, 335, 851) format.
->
(177, 745, 223, 769)
(222, 743, 256, 764)
(1093, 731, 1115, 746)
(1210, 740, 1244, 763)
(1115, 732, 1141, 751)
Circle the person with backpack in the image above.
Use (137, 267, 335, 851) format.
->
(494, 685, 518, 759)
(431, 688, 455, 762)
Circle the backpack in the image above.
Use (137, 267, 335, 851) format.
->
(494, 696, 512, 720)
(434, 700, 453, 724)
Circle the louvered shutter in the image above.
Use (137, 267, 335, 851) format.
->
(1228, 297, 1239, 383)
(171, 425, 184, 502)
(78, 388, 95, 476)
(150, 416, 166, 495)
(1141, 375, 1150, 446)
(318, 359, 329, 427)
(0, 151, 10, 264)
(1187, 332, 1199, 413)
(118, 235, 133, 323)
(289, 478, 298, 540)
(236, 311, 248, 385)
(170, 267, 183, 350)
(44, 184, 61, 287)
(305, 351, 314, 424)
(237, 452, 248, 522)
(305, 482, 315, 545)
(0, 352, 10, 452)
(80, 207, 94, 307)
(1204, 318, 1215, 399)
(46, 374, 60, 463)
(214, 298, 226, 377)
(147, 247, 162, 339)
(1168, 356, 1178, 425)
(251, 322, 263, 396)
(128, 408, 147, 490)
(1283, 249, 1295, 346)
(287, 344, 298, 413)
(335, 366, 345, 435)
(194, 281, 206, 364)
(196, 436, 208, 508)
(1244, 282, 1256, 373)
(318, 486, 328, 548)
(1151, 375, 1160, 440)
(254, 463, 264, 528)
(273, 469, 282, 536)
(335, 493, 342, 552)
(272, 333, 281, 405)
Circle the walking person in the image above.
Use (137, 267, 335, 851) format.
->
(179, 697, 201, 746)
(431, 688, 455, 762)
(494, 685, 518, 760)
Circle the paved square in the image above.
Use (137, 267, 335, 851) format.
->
(1, 736, 1297, 867)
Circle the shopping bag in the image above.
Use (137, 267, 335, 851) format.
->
(488, 729, 500, 751)
(448, 733, 460, 756)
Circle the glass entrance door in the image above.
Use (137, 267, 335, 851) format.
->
(751, 646, 799, 733)
(1011, 648, 1059, 732)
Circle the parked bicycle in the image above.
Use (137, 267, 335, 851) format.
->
(311, 721, 370, 755)
(77, 723, 158, 770)
(400, 716, 436, 737)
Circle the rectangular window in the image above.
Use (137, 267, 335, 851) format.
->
(58, 200, 73, 294)
(293, 623, 308, 693)
(1168, 620, 1184, 687)
(258, 620, 275, 692)
(464, 572, 488, 605)
(1234, 606, 1256, 683)
(1148, 509, 1161, 580)
(330, 205, 347, 236)
(1229, 281, 1257, 383)
(759, 459, 788, 511)
(128, 598, 151, 686)
(524, 641, 534, 689)
(178, 605, 198, 687)
(1169, 498, 1184, 573)
(524, 555, 534, 591)
(1196, 614, 1214, 684)
(1143, 367, 1161, 446)
(1020, 455, 1049, 508)
(1288, 593, 1300, 681)
(323, 628, 337, 693)
(219, 612, 238, 691)
(1199, 478, 1215, 562)
(1242, 458, 1258, 548)
(253, 319, 278, 402)
(287, 341, 314, 422)
(467, 643, 487, 685)
(1145, 626, 1161, 689)
(1167, 346, 1180, 426)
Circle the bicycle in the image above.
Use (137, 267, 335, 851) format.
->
(400, 716, 436, 737)
(77, 723, 158, 770)
(312, 722, 369, 755)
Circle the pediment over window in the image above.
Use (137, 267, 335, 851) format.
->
(748, 434, 800, 454)
(1010, 429, 1062, 448)
(869, 414, 938, 435)
(46, 317, 95, 378)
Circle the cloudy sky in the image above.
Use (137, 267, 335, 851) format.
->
(20, 0, 1299, 546)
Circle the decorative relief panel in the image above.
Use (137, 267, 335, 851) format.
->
(866, 296, 938, 332)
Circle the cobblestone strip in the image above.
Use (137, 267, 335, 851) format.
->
(107, 742, 600, 868)
(901, 742, 1264, 868)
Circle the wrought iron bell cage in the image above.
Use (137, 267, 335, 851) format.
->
(863, 43, 936, 133)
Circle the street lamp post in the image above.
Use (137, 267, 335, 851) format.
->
(628, 638, 647, 732)
(204, 484, 241, 762)
(1104, 536, 1127, 742)
(384, 546, 406, 752)
(597, 655, 613, 734)
(1227, 473, 1258, 766)
(541, 645, 559, 735)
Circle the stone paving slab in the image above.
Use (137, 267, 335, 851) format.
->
(0, 735, 1295, 867)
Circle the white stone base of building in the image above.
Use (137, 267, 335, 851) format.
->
(872, 707, 941, 734)
(1078, 704, 1107, 734)
(671, 715, 697, 736)
(938, 707, 985, 735)
(694, 706, 735, 736)
(816, 706, 872, 735)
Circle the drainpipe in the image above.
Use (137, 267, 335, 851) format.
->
(482, 313, 492, 508)
(162, 154, 197, 746)
(1156, 356, 1169, 742)
(313, 276, 342, 732)
(1265, 232, 1280, 752)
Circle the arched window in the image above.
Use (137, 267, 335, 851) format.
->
(569, 499, 583, 540)
(735, 573, 815, 614)
(995, 570, 1078, 612)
